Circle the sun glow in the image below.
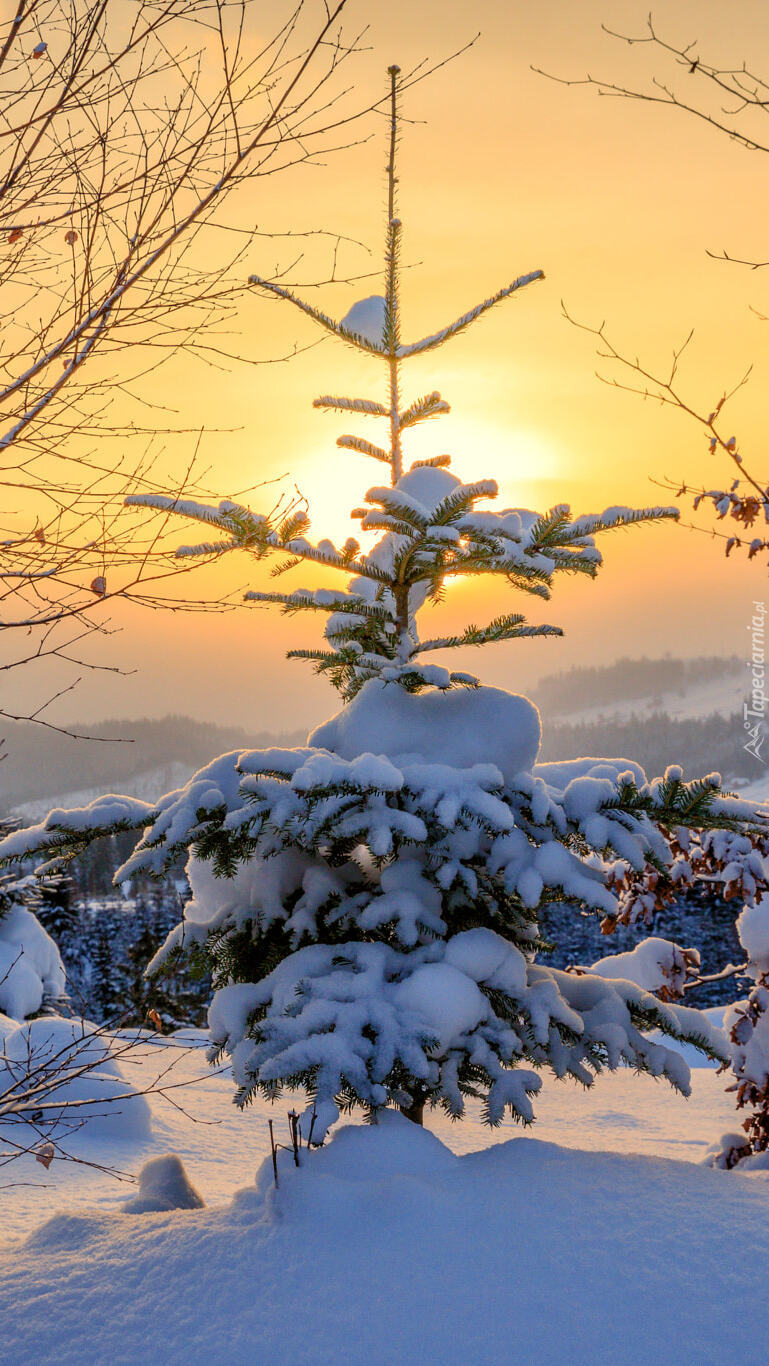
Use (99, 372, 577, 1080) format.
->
(286, 418, 566, 555)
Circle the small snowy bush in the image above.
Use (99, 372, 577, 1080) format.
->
(1, 69, 767, 1147)
(0, 864, 65, 1020)
(0, 1015, 152, 1142)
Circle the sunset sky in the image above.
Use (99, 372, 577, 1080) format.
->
(59, 0, 769, 734)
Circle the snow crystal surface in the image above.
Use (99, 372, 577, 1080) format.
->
(534, 756, 647, 790)
(393, 463, 460, 511)
(443, 928, 527, 996)
(310, 679, 541, 782)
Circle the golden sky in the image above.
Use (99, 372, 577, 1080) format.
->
(59, 0, 769, 733)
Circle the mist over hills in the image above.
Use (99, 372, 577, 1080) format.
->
(1, 654, 755, 817)
(1, 715, 304, 815)
(532, 654, 742, 719)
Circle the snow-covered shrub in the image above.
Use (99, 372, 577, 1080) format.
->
(0, 69, 766, 1144)
(706, 897, 769, 1168)
(0, 1015, 152, 1143)
(0, 867, 65, 1020)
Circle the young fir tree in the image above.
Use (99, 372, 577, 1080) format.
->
(2, 69, 768, 1144)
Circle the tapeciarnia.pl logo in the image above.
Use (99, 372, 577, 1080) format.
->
(745, 600, 767, 763)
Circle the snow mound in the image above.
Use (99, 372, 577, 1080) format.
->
(339, 294, 386, 345)
(0, 1017, 152, 1141)
(259, 1110, 458, 1192)
(123, 1155, 205, 1214)
(392, 963, 490, 1053)
(310, 679, 541, 782)
(7, 1118, 769, 1366)
(0, 905, 65, 1019)
(391, 462, 459, 509)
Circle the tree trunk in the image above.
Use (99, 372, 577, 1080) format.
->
(399, 1091, 426, 1125)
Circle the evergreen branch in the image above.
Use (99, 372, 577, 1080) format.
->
(174, 539, 239, 560)
(278, 511, 311, 543)
(248, 277, 388, 356)
(269, 555, 303, 577)
(383, 216, 402, 357)
(363, 487, 430, 530)
(355, 514, 422, 537)
(398, 391, 450, 430)
(246, 589, 389, 619)
(287, 648, 342, 663)
(313, 396, 389, 417)
(534, 548, 600, 577)
(282, 538, 391, 582)
(0, 803, 158, 869)
(336, 435, 390, 463)
(441, 557, 552, 589)
(414, 616, 563, 653)
(560, 505, 681, 543)
(429, 481, 499, 523)
(127, 494, 268, 534)
(126, 493, 281, 561)
(504, 574, 552, 599)
(396, 270, 545, 357)
(409, 455, 452, 470)
(607, 772, 769, 836)
(524, 504, 572, 547)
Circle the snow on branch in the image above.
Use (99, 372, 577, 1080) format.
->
(313, 395, 390, 417)
(248, 278, 391, 357)
(414, 615, 564, 653)
(563, 505, 680, 541)
(398, 392, 451, 430)
(336, 435, 390, 463)
(0, 795, 156, 871)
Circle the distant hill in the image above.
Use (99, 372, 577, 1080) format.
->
(2, 654, 759, 818)
(1, 715, 305, 815)
(538, 710, 758, 788)
(532, 653, 756, 788)
(532, 654, 742, 723)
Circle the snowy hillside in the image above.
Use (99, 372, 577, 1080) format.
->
(530, 654, 759, 787)
(533, 654, 744, 725)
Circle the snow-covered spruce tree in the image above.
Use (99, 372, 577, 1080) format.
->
(1, 68, 767, 1141)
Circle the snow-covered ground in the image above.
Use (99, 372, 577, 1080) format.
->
(2, 1026, 768, 1365)
(731, 770, 769, 805)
